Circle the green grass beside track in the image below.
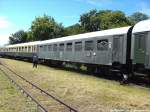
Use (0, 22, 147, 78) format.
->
(0, 70, 38, 112)
(0, 58, 150, 112)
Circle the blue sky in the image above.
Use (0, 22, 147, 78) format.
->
(0, 0, 150, 46)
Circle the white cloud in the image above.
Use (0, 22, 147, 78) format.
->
(0, 16, 13, 29)
(139, 2, 150, 16)
(0, 34, 10, 46)
(0, 16, 15, 46)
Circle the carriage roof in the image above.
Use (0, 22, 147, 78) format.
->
(39, 26, 131, 45)
(6, 19, 150, 48)
(132, 19, 150, 33)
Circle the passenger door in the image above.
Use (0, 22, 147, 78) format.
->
(73, 41, 83, 62)
(83, 40, 95, 64)
(112, 35, 124, 63)
(95, 37, 111, 65)
(134, 32, 147, 64)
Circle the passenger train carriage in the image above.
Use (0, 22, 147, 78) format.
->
(1, 20, 150, 77)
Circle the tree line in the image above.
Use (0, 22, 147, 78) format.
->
(9, 10, 149, 44)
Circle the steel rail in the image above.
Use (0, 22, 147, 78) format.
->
(0, 67, 48, 112)
(1, 63, 78, 112)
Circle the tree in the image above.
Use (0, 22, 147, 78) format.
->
(129, 12, 149, 24)
(80, 9, 101, 32)
(64, 23, 86, 36)
(31, 15, 65, 41)
(98, 10, 131, 30)
(8, 10, 150, 45)
(9, 30, 28, 44)
(26, 31, 34, 41)
(80, 10, 132, 31)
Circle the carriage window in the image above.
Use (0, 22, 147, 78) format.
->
(28, 46, 31, 52)
(31, 46, 33, 52)
(19, 47, 21, 52)
(53, 44, 57, 51)
(44, 45, 47, 51)
(25, 47, 27, 52)
(135, 33, 146, 50)
(40, 46, 43, 51)
(113, 38, 120, 51)
(48, 45, 52, 51)
(66, 43, 72, 51)
(85, 40, 94, 51)
(22, 47, 24, 52)
(75, 41, 82, 51)
(34, 46, 36, 52)
(139, 37, 145, 49)
(16, 48, 18, 52)
(59, 43, 64, 51)
(97, 39, 108, 51)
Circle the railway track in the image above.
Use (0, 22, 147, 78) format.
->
(0, 61, 78, 112)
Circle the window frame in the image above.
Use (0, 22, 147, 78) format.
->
(134, 33, 147, 50)
(39, 45, 43, 52)
(43, 45, 47, 51)
(53, 44, 58, 51)
(75, 41, 82, 51)
(48, 44, 52, 51)
(66, 42, 73, 51)
(59, 43, 65, 51)
(85, 40, 94, 51)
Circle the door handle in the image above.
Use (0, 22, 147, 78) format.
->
(93, 52, 96, 56)
(141, 51, 145, 53)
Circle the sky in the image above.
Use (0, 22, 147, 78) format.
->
(0, 0, 150, 46)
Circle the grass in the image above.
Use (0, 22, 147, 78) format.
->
(0, 70, 38, 112)
(0, 58, 150, 112)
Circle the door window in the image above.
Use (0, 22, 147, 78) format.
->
(97, 39, 108, 51)
(113, 38, 120, 51)
(134, 32, 147, 64)
(134, 33, 146, 50)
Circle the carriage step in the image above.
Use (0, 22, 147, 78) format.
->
(109, 69, 121, 75)
(134, 72, 147, 77)
(110, 69, 121, 72)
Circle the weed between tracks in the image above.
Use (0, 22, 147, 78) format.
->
(0, 58, 150, 112)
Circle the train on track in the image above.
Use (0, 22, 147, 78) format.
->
(0, 20, 150, 78)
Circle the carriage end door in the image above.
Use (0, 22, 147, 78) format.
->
(112, 35, 124, 63)
(134, 33, 147, 64)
